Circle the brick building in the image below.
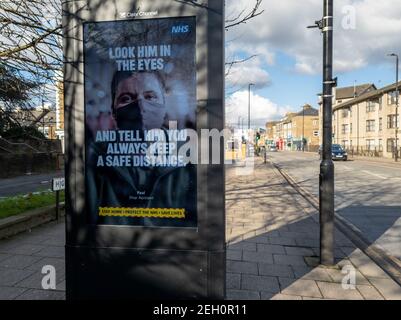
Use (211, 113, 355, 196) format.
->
(323, 82, 401, 158)
(265, 105, 320, 151)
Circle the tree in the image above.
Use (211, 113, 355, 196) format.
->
(0, 64, 37, 103)
(225, 0, 264, 75)
(1, 0, 263, 82)
(0, 63, 38, 131)
(0, 0, 61, 132)
(0, 0, 62, 86)
(1, 125, 46, 140)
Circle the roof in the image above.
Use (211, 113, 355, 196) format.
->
(295, 106, 319, 117)
(335, 83, 376, 100)
(282, 112, 297, 123)
(334, 81, 401, 112)
(265, 120, 279, 127)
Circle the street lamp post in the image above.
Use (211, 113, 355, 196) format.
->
(248, 83, 254, 131)
(388, 53, 399, 162)
(308, 0, 335, 266)
(320, 0, 335, 266)
(248, 83, 255, 157)
(302, 106, 305, 152)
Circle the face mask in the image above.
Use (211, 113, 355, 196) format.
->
(115, 100, 166, 131)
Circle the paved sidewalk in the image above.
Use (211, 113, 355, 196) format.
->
(226, 158, 401, 300)
(1, 158, 401, 299)
(0, 222, 65, 300)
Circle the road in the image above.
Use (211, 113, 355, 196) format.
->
(267, 151, 401, 261)
(0, 171, 64, 198)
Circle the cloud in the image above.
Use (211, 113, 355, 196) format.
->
(226, 56, 272, 90)
(226, 0, 401, 75)
(225, 90, 291, 128)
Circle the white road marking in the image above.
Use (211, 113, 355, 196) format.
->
(356, 161, 401, 171)
(361, 170, 387, 180)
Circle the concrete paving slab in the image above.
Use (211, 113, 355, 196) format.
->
(316, 281, 364, 300)
(241, 274, 280, 293)
(279, 278, 322, 298)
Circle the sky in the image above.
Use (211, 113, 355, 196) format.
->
(225, 0, 401, 128)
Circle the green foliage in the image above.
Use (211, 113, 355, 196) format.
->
(0, 64, 37, 103)
(0, 191, 65, 220)
(1, 125, 46, 139)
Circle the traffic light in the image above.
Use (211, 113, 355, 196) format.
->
(256, 132, 260, 140)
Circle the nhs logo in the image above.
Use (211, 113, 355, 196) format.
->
(171, 25, 189, 34)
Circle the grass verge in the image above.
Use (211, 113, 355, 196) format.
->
(0, 191, 65, 220)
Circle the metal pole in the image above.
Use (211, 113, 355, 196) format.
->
(395, 55, 399, 162)
(56, 190, 60, 221)
(248, 83, 254, 131)
(303, 107, 305, 152)
(248, 84, 251, 130)
(320, 0, 335, 266)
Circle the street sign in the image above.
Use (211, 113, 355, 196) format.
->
(64, 0, 225, 299)
(51, 177, 65, 191)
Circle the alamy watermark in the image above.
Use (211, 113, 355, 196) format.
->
(41, 265, 56, 290)
(94, 121, 257, 175)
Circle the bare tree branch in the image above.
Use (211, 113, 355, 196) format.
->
(225, 0, 264, 30)
(0, 0, 265, 111)
(225, 55, 258, 76)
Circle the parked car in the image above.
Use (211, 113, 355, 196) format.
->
(318, 144, 348, 161)
(269, 145, 278, 152)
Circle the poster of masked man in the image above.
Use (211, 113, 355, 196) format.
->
(83, 17, 197, 228)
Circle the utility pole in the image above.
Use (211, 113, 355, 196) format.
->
(248, 83, 254, 157)
(302, 106, 305, 152)
(308, 0, 335, 266)
(248, 83, 254, 131)
(395, 54, 400, 162)
(388, 53, 399, 161)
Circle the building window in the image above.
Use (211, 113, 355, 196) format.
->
(350, 123, 353, 134)
(342, 109, 349, 118)
(349, 108, 352, 117)
(366, 120, 375, 132)
(387, 138, 395, 153)
(366, 101, 376, 113)
(379, 118, 382, 131)
(387, 115, 400, 129)
(313, 120, 318, 127)
(378, 139, 383, 151)
(313, 130, 319, 137)
(388, 91, 398, 105)
(366, 139, 375, 151)
(341, 124, 349, 134)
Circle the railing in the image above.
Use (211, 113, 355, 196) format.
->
(3, 135, 62, 153)
(0, 137, 39, 153)
(346, 147, 384, 158)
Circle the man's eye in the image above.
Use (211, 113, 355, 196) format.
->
(144, 92, 158, 101)
(118, 94, 133, 104)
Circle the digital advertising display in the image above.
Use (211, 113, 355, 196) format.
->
(83, 17, 197, 228)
